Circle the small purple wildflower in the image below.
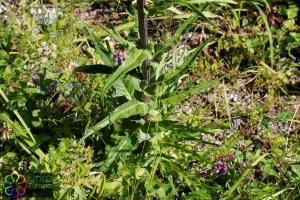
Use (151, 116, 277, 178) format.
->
(213, 162, 228, 175)
(113, 50, 124, 64)
(198, 168, 208, 178)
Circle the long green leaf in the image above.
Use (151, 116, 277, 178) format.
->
(74, 64, 115, 74)
(90, 30, 113, 66)
(80, 99, 151, 142)
(96, 174, 106, 199)
(74, 64, 142, 78)
(99, 136, 133, 172)
(262, 188, 290, 200)
(149, 0, 236, 18)
(101, 48, 152, 97)
(0, 88, 36, 143)
(250, 2, 274, 67)
(0, 113, 45, 159)
(83, 22, 113, 66)
(96, 22, 136, 38)
(100, 22, 134, 49)
(181, 2, 219, 29)
(153, 14, 199, 62)
(161, 35, 215, 85)
(149, 0, 219, 29)
(160, 76, 225, 104)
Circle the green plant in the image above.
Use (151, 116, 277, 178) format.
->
(0, 0, 299, 199)
(29, 138, 105, 199)
(72, 0, 236, 197)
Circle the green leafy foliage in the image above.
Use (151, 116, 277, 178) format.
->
(0, 0, 299, 199)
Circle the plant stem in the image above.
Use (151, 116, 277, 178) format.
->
(137, 0, 151, 122)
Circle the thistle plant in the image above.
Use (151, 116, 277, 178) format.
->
(73, 0, 230, 198)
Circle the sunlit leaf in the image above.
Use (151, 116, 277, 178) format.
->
(80, 99, 151, 142)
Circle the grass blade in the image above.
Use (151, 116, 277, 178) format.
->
(250, 2, 274, 67)
(0, 113, 45, 159)
(153, 14, 199, 62)
(161, 35, 215, 85)
(222, 154, 269, 199)
(160, 76, 225, 104)
(0, 88, 36, 143)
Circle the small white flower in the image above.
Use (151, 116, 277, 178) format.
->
(44, 45, 49, 51)
(0, 158, 4, 167)
(52, 44, 57, 50)
(37, 48, 43, 54)
(34, 28, 40, 34)
(0, 4, 7, 14)
(27, 81, 35, 87)
(69, 61, 78, 68)
(51, 52, 57, 59)
(104, 36, 111, 41)
(30, 8, 36, 15)
(41, 57, 48, 64)
(41, 41, 47, 47)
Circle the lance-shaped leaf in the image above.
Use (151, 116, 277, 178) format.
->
(161, 35, 215, 85)
(80, 99, 151, 142)
(0, 113, 45, 159)
(153, 14, 199, 62)
(100, 22, 135, 49)
(160, 76, 225, 104)
(148, 0, 233, 29)
(250, 2, 274, 67)
(84, 23, 114, 66)
(102, 48, 152, 97)
(74, 64, 115, 74)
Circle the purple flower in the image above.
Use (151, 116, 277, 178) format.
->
(198, 168, 208, 177)
(113, 50, 124, 64)
(213, 162, 228, 175)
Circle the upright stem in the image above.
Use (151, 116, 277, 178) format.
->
(137, 0, 150, 122)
